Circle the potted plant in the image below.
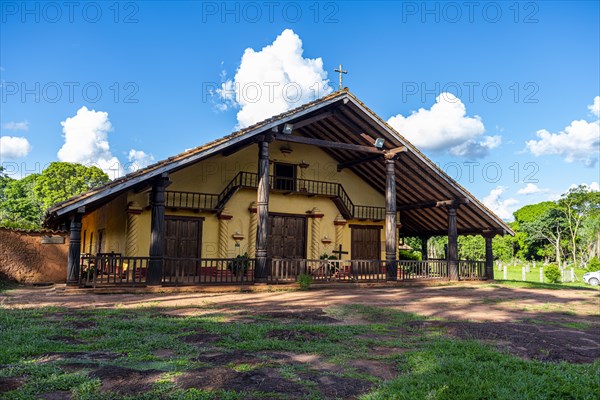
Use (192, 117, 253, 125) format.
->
(227, 253, 251, 276)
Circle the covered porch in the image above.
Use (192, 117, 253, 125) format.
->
(46, 90, 511, 289)
(76, 253, 487, 288)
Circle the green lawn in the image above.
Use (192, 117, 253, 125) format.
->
(493, 263, 593, 288)
(0, 303, 598, 399)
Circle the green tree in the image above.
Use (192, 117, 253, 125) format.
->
(0, 174, 43, 229)
(558, 186, 600, 267)
(513, 202, 558, 260)
(492, 233, 517, 262)
(521, 207, 566, 266)
(0, 162, 109, 229)
(458, 235, 485, 261)
(33, 162, 109, 210)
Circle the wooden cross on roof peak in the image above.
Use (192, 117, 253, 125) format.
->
(334, 64, 347, 90)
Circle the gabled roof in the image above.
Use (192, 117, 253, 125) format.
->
(46, 89, 513, 236)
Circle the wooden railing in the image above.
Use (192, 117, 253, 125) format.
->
(353, 205, 386, 221)
(165, 191, 219, 210)
(162, 257, 254, 285)
(269, 259, 386, 283)
(80, 254, 254, 287)
(162, 171, 386, 220)
(458, 260, 486, 280)
(79, 254, 486, 287)
(271, 258, 486, 282)
(80, 253, 150, 287)
(398, 259, 449, 280)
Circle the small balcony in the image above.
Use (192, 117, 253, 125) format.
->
(162, 171, 387, 220)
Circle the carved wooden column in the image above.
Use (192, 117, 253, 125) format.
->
(420, 236, 429, 261)
(148, 173, 169, 285)
(385, 155, 398, 281)
(66, 207, 85, 285)
(248, 202, 257, 258)
(218, 208, 233, 259)
(255, 140, 270, 282)
(447, 205, 459, 281)
(310, 207, 324, 259)
(484, 232, 495, 280)
(334, 214, 347, 250)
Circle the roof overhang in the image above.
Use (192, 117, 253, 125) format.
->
(45, 90, 513, 236)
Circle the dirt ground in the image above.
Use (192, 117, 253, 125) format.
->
(1, 283, 599, 398)
(2, 283, 599, 364)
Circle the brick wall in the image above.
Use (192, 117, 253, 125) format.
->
(0, 228, 69, 283)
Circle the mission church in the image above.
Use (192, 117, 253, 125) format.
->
(45, 89, 512, 287)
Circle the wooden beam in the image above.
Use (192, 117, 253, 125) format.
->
(384, 146, 407, 157)
(360, 133, 407, 157)
(288, 111, 333, 130)
(436, 198, 469, 208)
(397, 198, 468, 211)
(337, 155, 380, 171)
(273, 134, 383, 154)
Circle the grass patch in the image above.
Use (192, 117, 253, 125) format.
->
(493, 264, 596, 290)
(526, 318, 594, 330)
(361, 339, 600, 400)
(0, 303, 598, 399)
(480, 297, 514, 304)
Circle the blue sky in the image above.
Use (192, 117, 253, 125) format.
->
(1, 1, 599, 220)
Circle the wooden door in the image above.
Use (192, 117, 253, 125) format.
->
(267, 215, 306, 259)
(164, 217, 203, 278)
(351, 225, 381, 260)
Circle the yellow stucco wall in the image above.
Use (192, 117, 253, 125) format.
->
(80, 193, 127, 255)
(83, 140, 388, 260)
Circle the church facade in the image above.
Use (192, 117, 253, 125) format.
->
(45, 90, 512, 287)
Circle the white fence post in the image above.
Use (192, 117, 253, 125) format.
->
(540, 267, 544, 283)
(522, 267, 526, 281)
(504, 265, 508, 280)
(570, 268, 575, 282)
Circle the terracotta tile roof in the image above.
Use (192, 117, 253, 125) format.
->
(44, 88, 512, 236)
(46, 90, 348, 215)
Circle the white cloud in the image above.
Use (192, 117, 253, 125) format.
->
(517, 183, 549, 195)
(57, 106, 124, 179)
(127, 149, 155, 172)
(2, 120, 29, 131)
(218, 29, 333, 128)
(450, 135, 501, 158)
(526, 96, 600, 167)
(567, 182, 600, 192)
(387, 93, 497, 158)
(0, 136, 32, 159)
(483, 186, 519, 221)
(57, 106, 155, 179)
(547, 181, 599, 201)
(589, 96, 599, 117)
